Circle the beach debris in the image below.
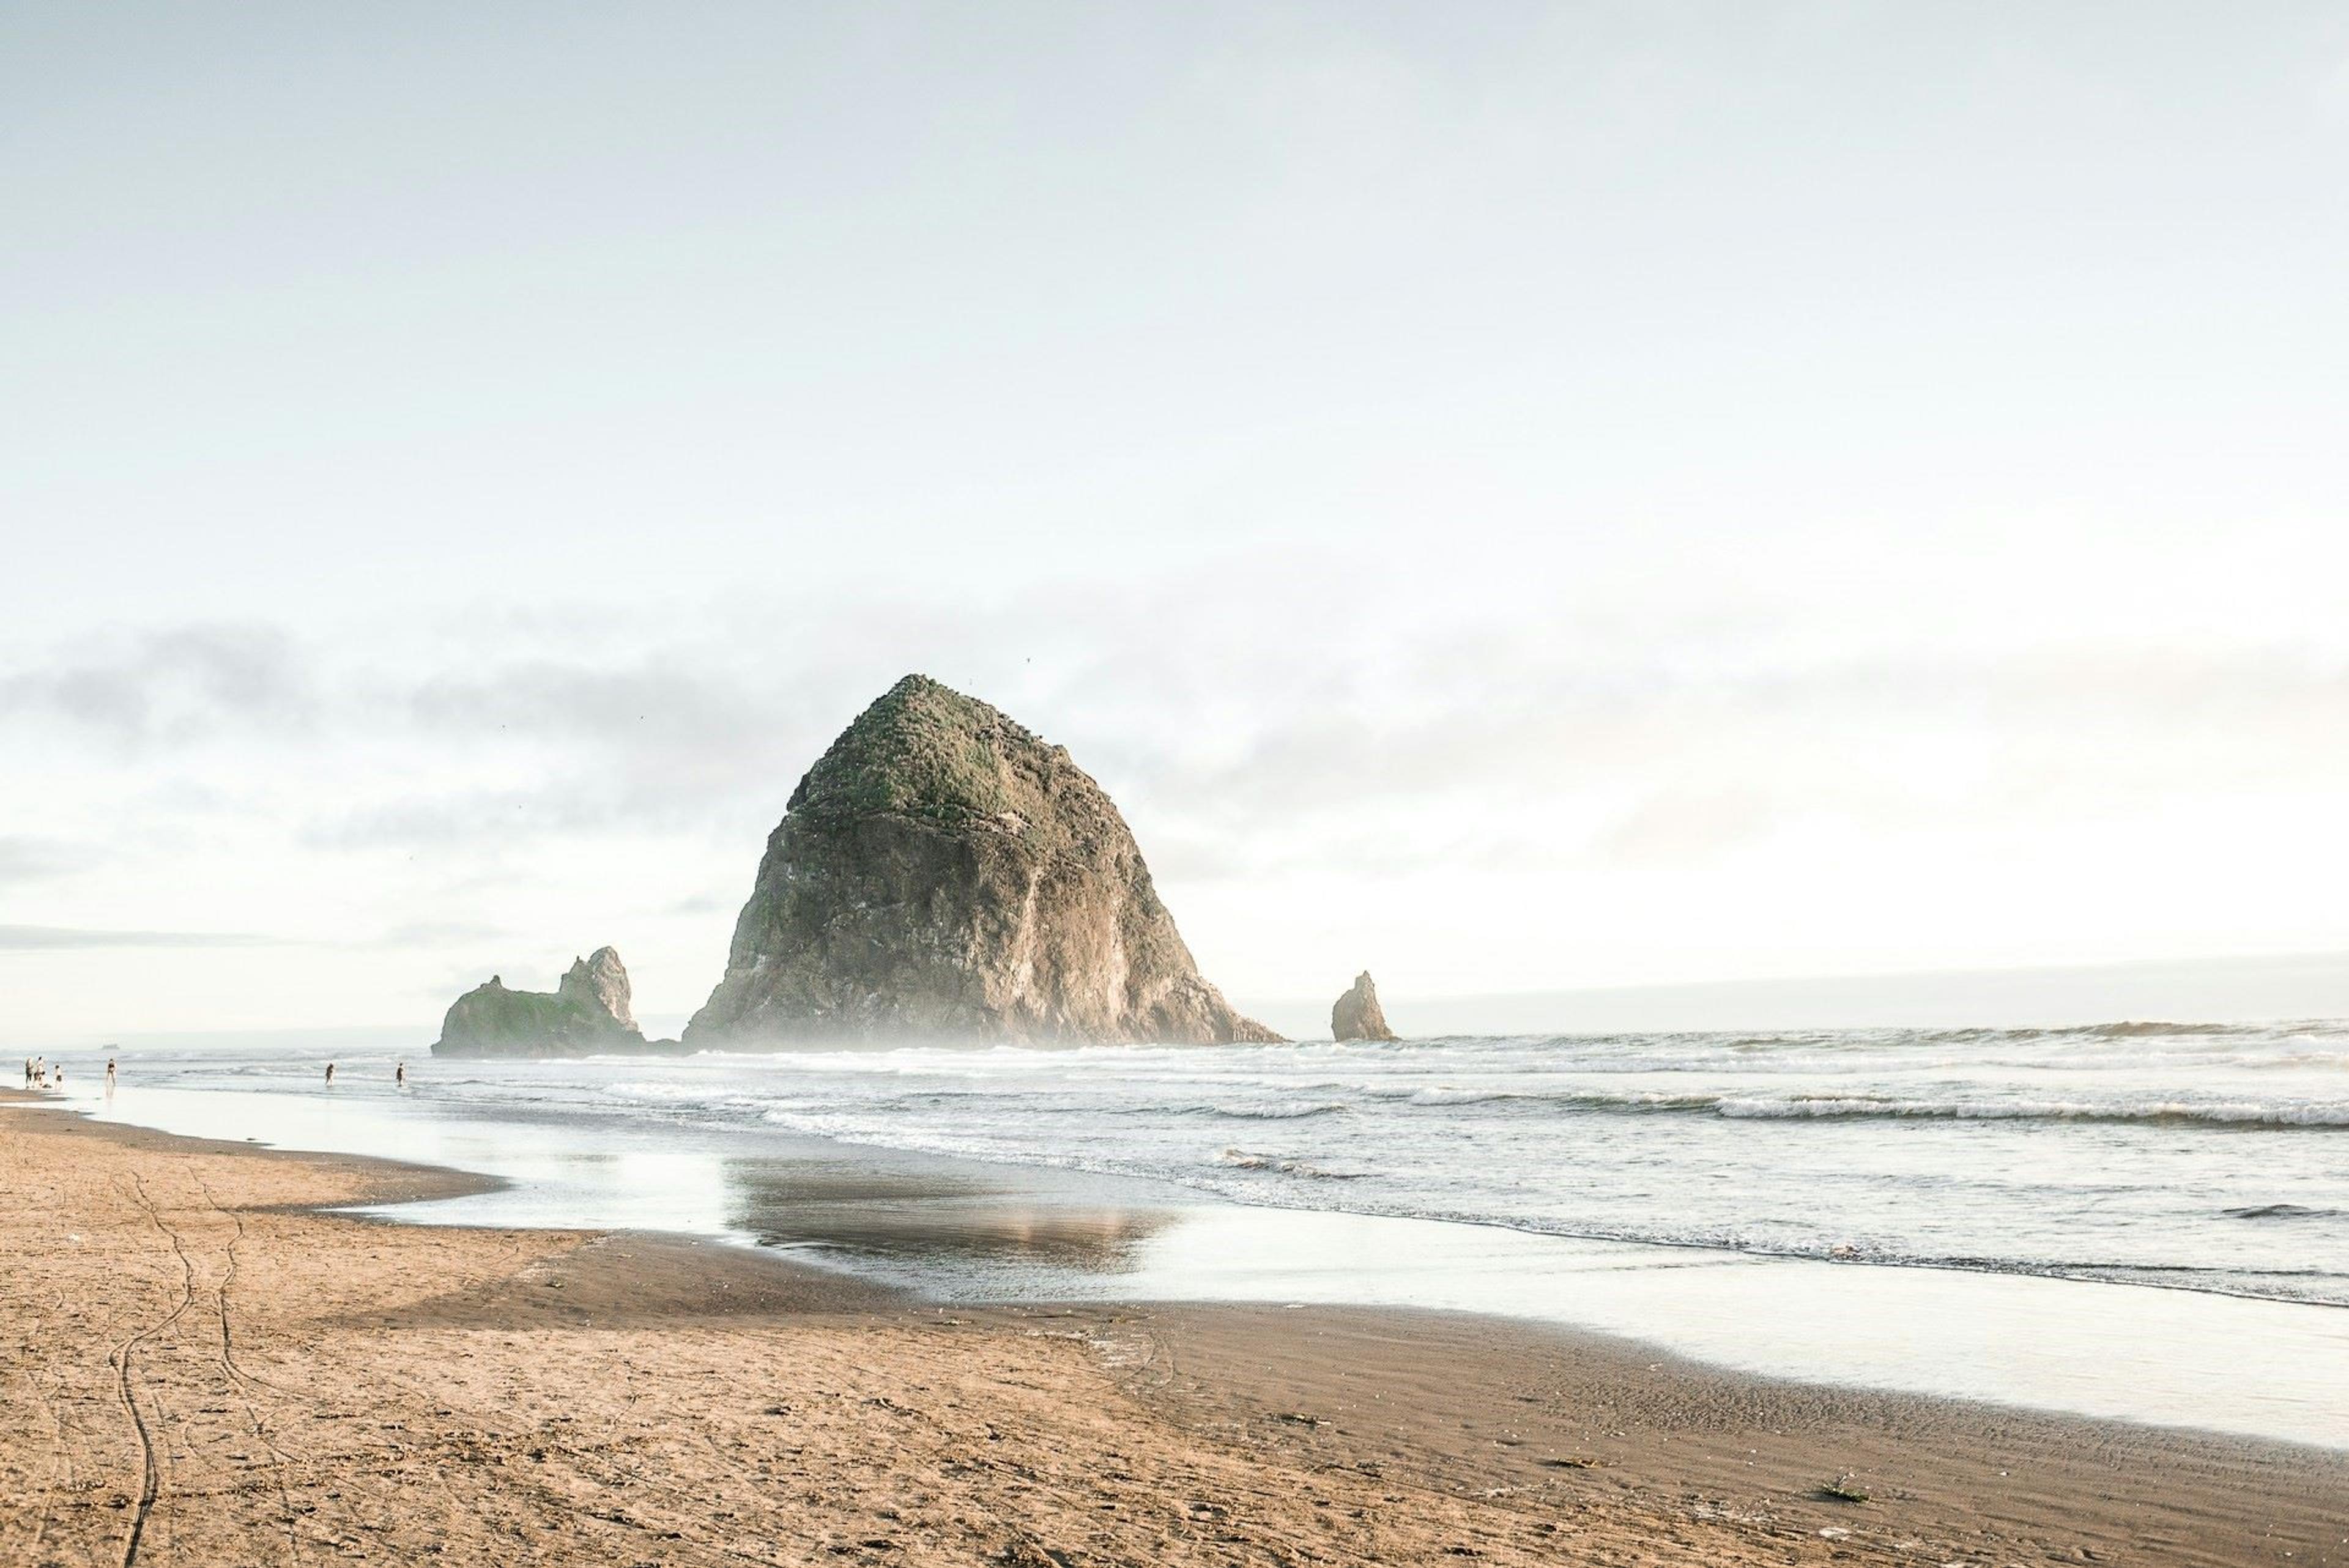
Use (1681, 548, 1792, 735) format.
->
(1538, 1455, 1607, 1470)
(1819, 1473, 1872, 1503)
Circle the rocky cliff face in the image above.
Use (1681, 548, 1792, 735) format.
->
(1331, 971, 1398, 1041)
(685, 675, 1281, 1046)
(432, 946, 648, 1057)
(561, 946, 637, 1032)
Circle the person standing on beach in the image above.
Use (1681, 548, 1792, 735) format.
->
(325, 1062, 336, 1086)
(105, 1057, 116, 1086)
(395, 1060, 406, 1087)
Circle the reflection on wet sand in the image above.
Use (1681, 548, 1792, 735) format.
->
(724, 1158, 1169, 1274)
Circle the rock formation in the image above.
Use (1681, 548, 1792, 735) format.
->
(1331, 971, 1398, 1041)
(685, 674, 1282, 1046)
(431, 947, 651, 1057)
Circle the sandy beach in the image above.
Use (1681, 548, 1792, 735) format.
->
(2, 1095, 2342, 1568)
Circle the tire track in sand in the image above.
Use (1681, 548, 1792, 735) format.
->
(9, 1333, 78, 1565)
(112, 1173, 198, 1568)
(191, 1172, 305, 1566)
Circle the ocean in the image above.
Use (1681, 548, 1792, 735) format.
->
(31, 1018, 2349, 1447)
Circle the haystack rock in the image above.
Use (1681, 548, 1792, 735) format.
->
(1331, 971, 1398, 1041)
(431, 946, 650, 1057)
(685, 674, 1283, 1046)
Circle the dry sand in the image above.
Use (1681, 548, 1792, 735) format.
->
(1, 1096, 2340, 1566)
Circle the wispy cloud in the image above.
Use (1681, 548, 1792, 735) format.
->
(0, 836, 92, 886)
(0, 624, 315, 751)
(17, 609, 2349, 878)
(363, 919, 511, 949)
(0, 925, 283, 951)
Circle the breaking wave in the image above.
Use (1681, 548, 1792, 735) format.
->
(1218, 1147, 1366, 1180)
(1705, 1095, 2349, 1129)
(1336, 1084, 2349, 1130)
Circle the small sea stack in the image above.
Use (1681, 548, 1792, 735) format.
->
(1331, 971, 1398, 1041)
(432, 946, 651, 1058)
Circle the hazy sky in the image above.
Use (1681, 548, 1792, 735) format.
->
(7, 3, 2349, 1038)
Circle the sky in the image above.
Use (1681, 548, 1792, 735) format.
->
(6, 2, 2349, 1040)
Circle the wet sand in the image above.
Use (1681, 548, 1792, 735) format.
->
(1118, 1306, 2349, 1566)
(1, 1095, 2341, 1566)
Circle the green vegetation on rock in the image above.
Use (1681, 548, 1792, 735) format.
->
(431, 947, 647, 1059)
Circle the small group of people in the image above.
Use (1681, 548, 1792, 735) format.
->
(20, 1056, 114, 1090)
(20, 1052, 421, 1096)
(322, 1060, 407, 1087)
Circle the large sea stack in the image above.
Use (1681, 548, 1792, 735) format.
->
(432, 947, 648, 1057)
(685, 675, 1281, 1046)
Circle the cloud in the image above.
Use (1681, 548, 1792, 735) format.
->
(0, 836, 92, 886)
(0, 624, 315, 750)
(1594, 788, 1788, 867)
(303, 789, 632, 852)
(16, 605, 2349, 892)
(363, 919, 511, 949)
(0, 925, 282, 951)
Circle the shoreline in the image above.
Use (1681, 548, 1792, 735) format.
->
(37, 1076, 2349, 1449)
(2, 1096, 2343, 1565)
